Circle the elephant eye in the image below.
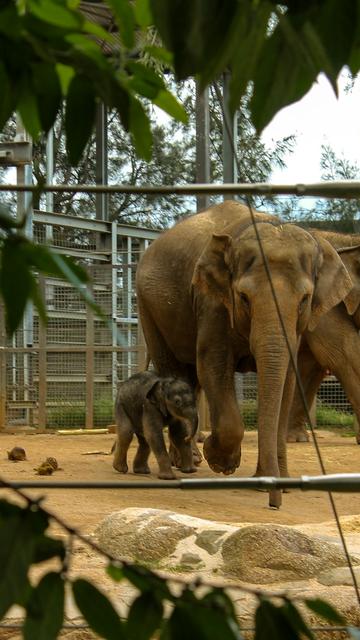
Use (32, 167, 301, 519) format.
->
(173, 396, 182, 407)
(299, 294, 310, 314)
(239, 292, 250, 309)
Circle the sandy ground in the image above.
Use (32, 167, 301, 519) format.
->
(1, 429, 360, 531)
(1, 428, 360, 639)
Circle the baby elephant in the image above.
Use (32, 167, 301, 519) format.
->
(113, 371, 198, 479)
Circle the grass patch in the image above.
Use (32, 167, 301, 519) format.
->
(47, 396, 114, 429)
(315, 403, 354, 427)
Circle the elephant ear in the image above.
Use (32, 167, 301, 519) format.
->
(337, 245, 360, 316)
(145, 378, 168, 416)
(308, 236, 353, 331)
(191, 233, 235, 328)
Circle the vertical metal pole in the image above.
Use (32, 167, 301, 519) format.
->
(0, 301, 6, 429)
(16, 118, 34, 422)
(86, 284, 94, 429)
(38, 276, 47, 429)
(96, 102, 108, 221)
(111, 221, 118, 400)
(222, 72, 238, 200)
(126, 236, 132, 378)
(137, 239, 148, 372)
(195, 81, 210, 212)
(45, 128, 54, 241)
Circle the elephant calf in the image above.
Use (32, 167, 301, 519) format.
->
(113, 371, 198, 479)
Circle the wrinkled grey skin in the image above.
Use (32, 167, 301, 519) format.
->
(287, 239, 360, 444)
(113, 371, 198, 479)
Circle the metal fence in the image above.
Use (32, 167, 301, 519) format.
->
(0, 206, 357, 432)
(0, 209, 158, 430)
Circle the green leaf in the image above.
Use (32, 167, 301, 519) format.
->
(107, 563, 124, 582)
(153, 88, 187, 123)
(0, 61, 14, 131)
(72, 579, 125, 640)
(0, 235, 35, 334)
(48, 252, 103, 319)
(29, 277, 47, 326)
(134, 0, 152, 29)
(127, 61, 165, 99)
(150, 0, 240, 80)
(281, 600, 315, 640)
(24, 572, 65, 640)
(254, 599, 298, 640)
(228, 2, 272, 115)
(65, 73, 96, 165)
(143, 45, 173, 67)
(29, 0, 83, 30)
(33, 535, 66, 564)
(0, 3, 21, 37)
(0, 205, 17, 231)
(56, 64, 75, 96)
(106, 0, 135, 48)
(128, 96, 152, 161)
(305, 598, 345, 625)
(166, 601, 243, 640)
(121, 565, 172, 600)
(32, 62, 62, 133)
(251, 14, 315, 132)
(0, 501, 48, 618)
(21, 242, 89, 283)
(126, 592, 163, 640)
(17, 74, 42, 140)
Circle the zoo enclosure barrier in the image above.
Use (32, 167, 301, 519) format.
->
(0, 197, 357, 433)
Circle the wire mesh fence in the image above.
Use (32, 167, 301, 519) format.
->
(0, 205, 358, 433)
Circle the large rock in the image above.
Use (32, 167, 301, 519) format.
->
(95, 508, 194, 565)
(221, 524, 359, 583)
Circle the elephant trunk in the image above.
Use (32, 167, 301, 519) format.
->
(251, 320, 298, 508)
(183, 409, 199, 442)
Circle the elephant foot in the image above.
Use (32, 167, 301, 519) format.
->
(133, 465, 151, 474)
(356, 433, 360, 445)
(203, 434, 241, 475)
(158, 470, 177, 480)
(113, 462, 128, 473)
(269, 488, 282, 509)
(180, 465, 197, 474)
(287, 428, 310, 443)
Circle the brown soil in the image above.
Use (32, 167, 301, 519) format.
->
(1, 429, 359, 639)
(1, 429, 359, 531)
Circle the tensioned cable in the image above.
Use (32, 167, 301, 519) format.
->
(212, 80, 360, 605)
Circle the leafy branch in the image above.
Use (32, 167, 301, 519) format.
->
(0, 474, 354, 640)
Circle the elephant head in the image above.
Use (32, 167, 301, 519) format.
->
(146, 376, 198, 440)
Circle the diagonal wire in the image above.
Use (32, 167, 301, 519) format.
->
(213, 80, 360, 605)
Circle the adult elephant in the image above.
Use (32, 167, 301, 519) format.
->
(136, 201, 352, 507)
(287, 240, 360, 443)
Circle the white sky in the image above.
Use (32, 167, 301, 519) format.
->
(261, 71, 360, 184)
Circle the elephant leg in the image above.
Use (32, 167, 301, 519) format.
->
(169, 438, 202, 468)
(133, 433, 151, 474)
(287, 356, 325, 443)
(142, 409, 176, 480)
(197, 349, 243, 475)
(113, 407, 133, 474)
(168, 420, 196, 473)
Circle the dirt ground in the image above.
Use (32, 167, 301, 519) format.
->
(1, 428, 360, 639)
(1, 428, 360, 530)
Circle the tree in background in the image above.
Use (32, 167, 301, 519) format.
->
(313, 145, 360, 229)
(24, 82, 295, 229)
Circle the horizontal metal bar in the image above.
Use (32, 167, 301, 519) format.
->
(3, 180, 360, 197)
(0, 345, 142, 352)
(33, 210, 159, 239)
(1, 474, 360, 491)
